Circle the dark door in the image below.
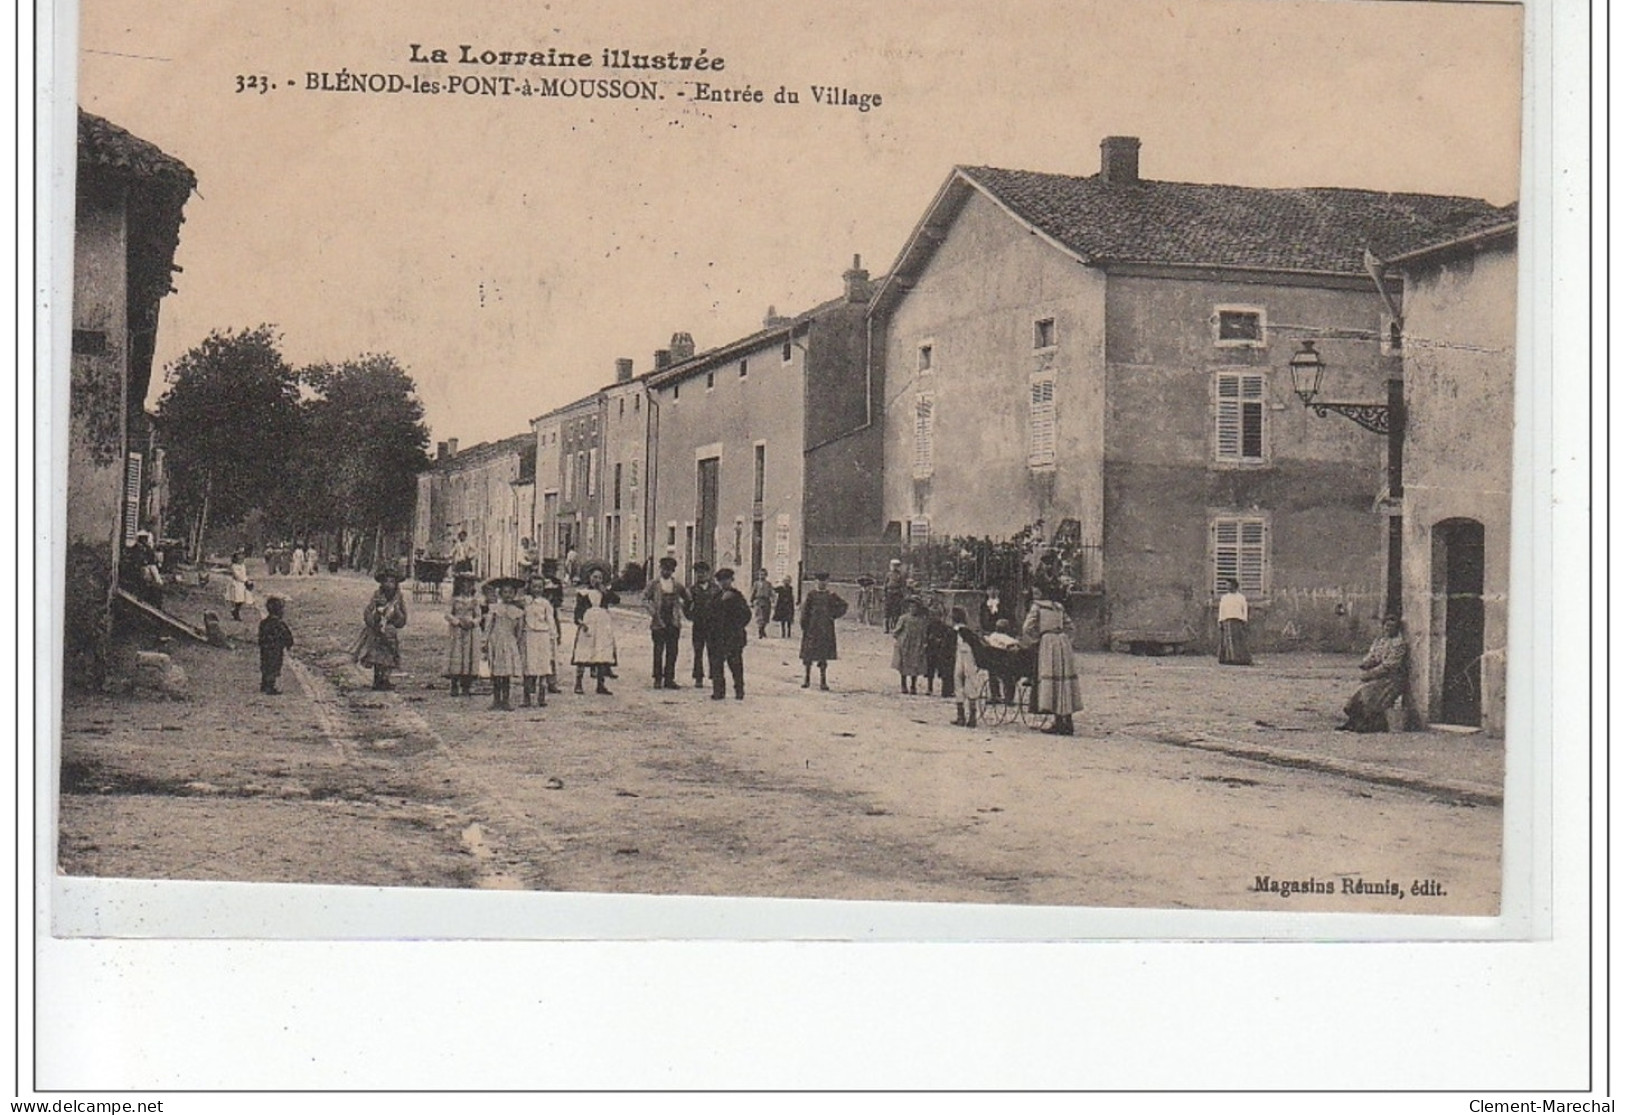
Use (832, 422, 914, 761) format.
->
(696, 457, 719, 570)
(1435, 519, 1485, 726)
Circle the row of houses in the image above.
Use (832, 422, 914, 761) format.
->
(414, 136, 1518, 733)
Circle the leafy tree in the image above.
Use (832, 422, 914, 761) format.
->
(154, 326, 302, 558)
(298, 354, 432, 568)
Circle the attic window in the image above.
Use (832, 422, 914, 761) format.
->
(917, 343, 933, 372)
(739, 359, 748, 378)
(1214, 306, 1266, 347)
(782, 340, 793, 363)
(1033, 318, 1056, 350)
(706, 371, 716, 390)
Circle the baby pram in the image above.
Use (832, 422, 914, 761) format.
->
(958, 627, 1048, 727)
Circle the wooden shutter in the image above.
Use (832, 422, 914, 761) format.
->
(1029, 375, 1057, 467)
(1217, 373, 1266, 461)
(1213, 516, 1269, 594)
(912, 393, 935, 479)
(121, 453, 143, 546)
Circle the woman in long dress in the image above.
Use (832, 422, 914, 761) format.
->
(798, 571, 846, 690)
(1024, 589, 1080, 736)
(772, 576, 796, 638)
(1216, 578, 1252, 665)
(570, 566, 620, 694)
(443, 573, 480, 697)
(352, 569, 408, 690)
(1340, 616, 1409, 732)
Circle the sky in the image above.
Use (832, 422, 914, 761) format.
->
(70, 0, 1525, 447)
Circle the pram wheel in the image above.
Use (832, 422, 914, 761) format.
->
(1012, 677, 1054, 731)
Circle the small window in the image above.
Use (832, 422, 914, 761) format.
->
(673, 383, 680, 400)
(630, 461, 639, 489)
(912, 393, 935, 480)
(667, 522, 678, 548)
(706, 371, 715, 390)
(618, 398, 625, 417)
(1214, 306, 1266, 347)
(634, 394, 641, 412)
(753, 443, 766, 503)
(739, 359, 748, 378)
(1215, 372, 1268, 463)
(782, 341, 793, 363)
(1033, 318, 1056, 350)
(72, 329, 107, 355)
(1212, 516, 1269, 595)
(917, 344, 933, 372)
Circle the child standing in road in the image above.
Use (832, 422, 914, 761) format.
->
(892, 597, 930, 694)
(257, 596, 294, 695)
(950, 607, 986, 728)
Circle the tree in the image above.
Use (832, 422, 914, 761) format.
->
(299, 354, 431, 569)
(154, 326, 302, 559)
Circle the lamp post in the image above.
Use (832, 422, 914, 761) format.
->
(1288, 339, 1406, 617)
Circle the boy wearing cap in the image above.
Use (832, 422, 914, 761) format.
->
(707, 568, 753, 700)
(685, 560, 718, 688)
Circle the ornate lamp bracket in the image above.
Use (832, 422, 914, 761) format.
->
(1309, 401, 1390, 435)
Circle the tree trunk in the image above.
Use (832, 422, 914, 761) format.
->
(192, 475, 213, 563)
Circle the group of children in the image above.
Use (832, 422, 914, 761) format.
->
(891, 597, 1028, 731)
(444, 567, 625, 709)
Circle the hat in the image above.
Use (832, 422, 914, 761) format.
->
(714, 567, 735, 581)
(374, 569, 401, 584)
(691, 560, 711, 573)
(813, 571, 830, 581)
(889, 558, 902, 567)
(579, 559, 613, 583)
(484, 576, 527, 592)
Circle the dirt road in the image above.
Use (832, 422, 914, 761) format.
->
(57, 567, 1503, 914)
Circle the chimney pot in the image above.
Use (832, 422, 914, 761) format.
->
(446, 438, 459, 458)
(669, 332, 696, 362)
(763, 304, 791, 328)
(842, 253, 872, 303)
(1100, 136, 1141, 185)
(615, 358, 634, 383)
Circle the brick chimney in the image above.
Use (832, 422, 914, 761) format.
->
(615, 358, 634, 383)
(446, 438, 459, 458)
(654, 349, 672, 371)
(670, 332, 696, 362)
(763, 304, 791, 329)
(436, 441, 448, 461)
(1100, 136, 1141, 185)
(843, 254, 872, 303)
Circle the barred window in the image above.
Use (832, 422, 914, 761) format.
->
(1028, 374, 1057, 469)
(912, 393, 935, 479)
(1216, 372, 1267, 462)
(1214, 305, 1266, 347)
(1212, 516, 1269, 594)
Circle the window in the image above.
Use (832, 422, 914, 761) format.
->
(634, 394, 641, 412)
(618, 397, 625, 417)
(1215, 372, 1267, 462)
(782, 340, 793, 363)
(673, 383, 680, 400)
(739, 359, 748, 378)
(587, 448, 598, 497)
(917, 343, 933, 372)
(613, 462, 623, 511)
(1034, 318, 1056, 350)
(667, 522, 678, 549)
(1028, 373, 1057, 469)
(706, 371, 715, 390)
(1212, 516, 1269, 594)
(1213, 305, 1266, 347)
(912, 393, 935, 479)
(753, 443, 766, 503)
(733, 518, 745, 565)
(629, 461, 639, 489)
(72, 329, 107, 355)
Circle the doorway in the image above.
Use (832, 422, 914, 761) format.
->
(696, 457, 719, 571)
(1431, 518, 1485, 726)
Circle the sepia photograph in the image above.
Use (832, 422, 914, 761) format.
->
(52, 0, 1532, 938)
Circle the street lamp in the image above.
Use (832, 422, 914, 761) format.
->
(1288, 339, 1391, 435)
(1288, 336, 1406, 617)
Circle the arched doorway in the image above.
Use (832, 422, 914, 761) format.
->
(1430, 519, 1485, 726)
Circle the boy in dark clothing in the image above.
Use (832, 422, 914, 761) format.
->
(686, 561, 718, 688)
(258, 596, 294, 695)
(707, 568, 754, 700)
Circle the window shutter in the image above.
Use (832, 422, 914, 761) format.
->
(1216, 374, 1242, 459)
(1028, 375, 1057, 468)
(1212, 516, 1268, 594)
(912, 393, 935, 479)
(122, 453, 143, 546)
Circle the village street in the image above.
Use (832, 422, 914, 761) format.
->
(58, 567, 1505, 915)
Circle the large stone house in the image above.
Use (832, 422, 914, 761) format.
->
(646, 260, 875, 586)
(66, 110, 194, 684)
(1391, 215, 1518, 734)
(868, 137, 1506, 652)
(412, 433, 535, 578)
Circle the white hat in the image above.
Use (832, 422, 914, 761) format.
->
(889, 558, 901, 567)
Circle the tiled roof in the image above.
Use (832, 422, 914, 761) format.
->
(78, 109, 195, 187)
(646, 290, 861, 389)
(958, 166, 1508, 274)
